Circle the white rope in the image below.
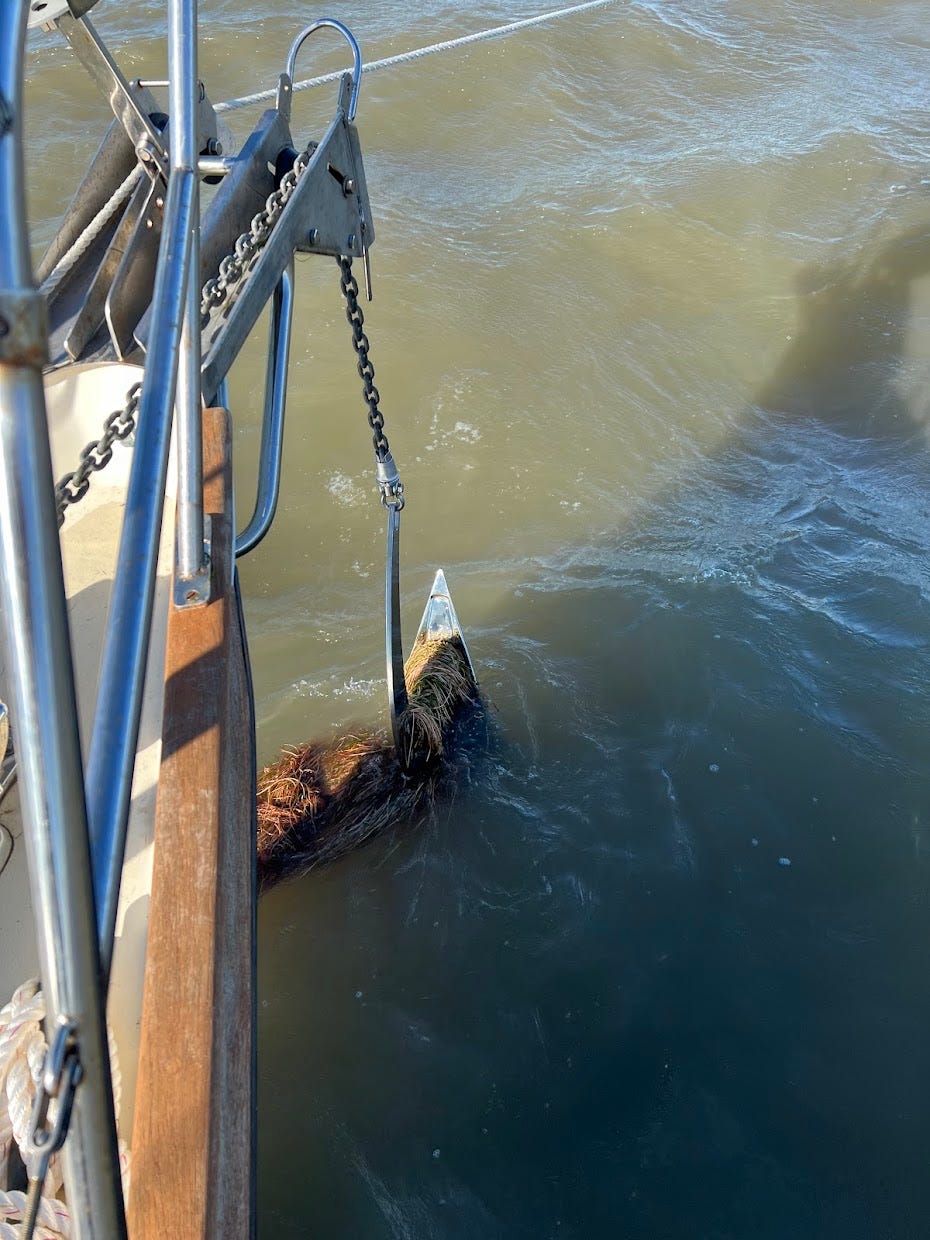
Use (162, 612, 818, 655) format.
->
(40, 165, 145, 300)
(215, 0, 621, 115)
(0, 1191, 72, 1240)
(0, 983, 129, 1240)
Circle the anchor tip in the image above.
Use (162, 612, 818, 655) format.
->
(415, 568, 477, 682)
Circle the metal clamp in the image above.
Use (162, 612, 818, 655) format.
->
(173, 514, 213, 609)
(23, 1016, 84, 1172)
(19, 1017, 84, 1240)
(285, 19, 363, 121)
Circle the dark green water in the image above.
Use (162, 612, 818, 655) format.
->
(250, 4, 930, 1235)
(25, 0, 930, 1234)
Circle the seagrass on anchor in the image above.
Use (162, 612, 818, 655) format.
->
(257, 574, 480, 890)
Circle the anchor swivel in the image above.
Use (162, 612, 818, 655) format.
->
(376, 453, 405, 510)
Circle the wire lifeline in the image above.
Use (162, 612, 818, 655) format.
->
(215, 0, 621, 114)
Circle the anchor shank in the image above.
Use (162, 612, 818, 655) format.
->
(385, 504, 408, 756)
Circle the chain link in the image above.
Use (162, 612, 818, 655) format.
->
(200, 142, 318, 328)
(338, 256, 389, 458)
(52, 139, 322, 522)
(54, 127, 383, 522)
(336, 257, 408, 753)
(337, 255, 404, 510)
(54, 381, 142, 526)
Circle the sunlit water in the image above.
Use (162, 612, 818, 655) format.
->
(24, 1, 930, 1235)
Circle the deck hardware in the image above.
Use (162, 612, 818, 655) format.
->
(104, 176, 167, 358)
(360, 208, 373, 300)
(57, 15, 171, 178)
(197, 154, 234, 177)
(55, 171, 164, 361)
(198, 73, 374, 394)
(279, 22, 374, 300)
(27, 0, 105, 30)
(173, 515, 213, 609)
(286, 19, 363, 122)
(21, 1016, 84, 1240)
(235, 262, 295, 557)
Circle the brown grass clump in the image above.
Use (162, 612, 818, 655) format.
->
(256, 635, 478, 890)
(396, 632, 477, 769)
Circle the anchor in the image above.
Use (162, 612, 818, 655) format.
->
(255, 567, 480, 891)
(252, 254, 482, 887)
(334, 240, 480, 778)
(226, 25, 482, 887)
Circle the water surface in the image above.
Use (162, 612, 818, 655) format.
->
(25, 1, 930, 1235)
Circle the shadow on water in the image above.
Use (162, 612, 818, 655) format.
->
(755, 222, 930, 439)
(258, 222, 930, 1239)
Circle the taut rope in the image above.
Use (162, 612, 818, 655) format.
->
(215, 0, 621, 114)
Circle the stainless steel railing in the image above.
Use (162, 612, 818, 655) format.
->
(1, 1, 209, 1233)
(235, 259, 295, 557)
(85, 0, 204, 980)
(0, 5, 128, 1237)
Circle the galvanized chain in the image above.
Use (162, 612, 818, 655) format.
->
(200, 141, 318, 327)
(53, 381, 142, 526)
(53, 107, 348, 524)
(337, 254, 404, 509)
(336, 253, 409, 762)
(53, 138, 380, 525)
(52, 136, 321, 522)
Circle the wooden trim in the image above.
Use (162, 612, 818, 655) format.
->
(128, 408, 255, 1238)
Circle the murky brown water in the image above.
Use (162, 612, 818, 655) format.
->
(25, 2, 930, 1235)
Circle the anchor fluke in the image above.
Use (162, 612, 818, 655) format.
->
(414, 569, 477, 681)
